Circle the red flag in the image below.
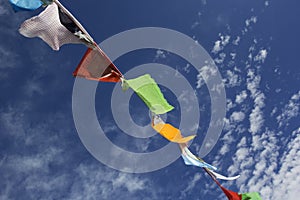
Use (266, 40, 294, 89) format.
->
(220, 186, 242, 200)
(73, 45, 123, 83)
(204, 168, 242, 200)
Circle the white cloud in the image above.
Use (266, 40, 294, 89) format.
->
(0, 103, 156, 200)
(232, 36, 241, 45)
(0, 4, 9, 16)
(196, 65, 218, 88)
(154, 49, 167, 60)
(212, 40, 222, 54)
(226, 99, 235, 112)
(265, 1, 270, 7)
(191, 21, 200, 29)
(180, 173, 202, 198)
(225, 108, 300, 200)
(276, 91, 300, 128)
(269, 128, 300, 199)
(246, 128, 300, 200)
(254, 49, 268, 63)
(214, 52, 226, 64)
(245, 16, 258, 27)
(6, 147, 62, 173)
(247, 69, 265, 134)
(249, 106, 264, 134)
(0, 47, 20, 69)
(230, 111, 245, 123)
(230, 52, 237, 59)
(219, 143, 230, 155)
(235, 90, 248, 104)
(69, 163, 152, 200)
(113, 173, 147, 192)
(227, 129, 279, 196)
(224, 70, 241, 87)
(183, 63, 191, 73)
(212, 34, 230, 53)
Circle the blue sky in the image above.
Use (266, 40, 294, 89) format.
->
(1, 0, 300, 199)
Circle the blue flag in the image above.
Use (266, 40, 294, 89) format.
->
(181, 146, 217, 171)
(9, 0, 43, 12)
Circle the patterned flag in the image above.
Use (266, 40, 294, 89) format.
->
(19, 3, 87, 50)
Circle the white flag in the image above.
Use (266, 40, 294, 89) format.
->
(181, 146, 217, 171)
(19, 3, 84, 50)
(209, 170, 240, 181)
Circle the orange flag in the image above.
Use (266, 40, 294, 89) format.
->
(152, 115, 196, 143)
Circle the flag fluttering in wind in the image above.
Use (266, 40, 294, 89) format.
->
(180, 144, 217, 171)
(178, 143, 240, 180)
(11, 0, 263, 198)
(17, 0, 123, 82)
(209, 170, 240, 181)
(19, 3, 87, 50)
(122, 74, 174, 114)
(204, 168, 262, 200)
(73, 46, 123, 82)
(151, 115, 196, 143)
(240, 192, 262, 200)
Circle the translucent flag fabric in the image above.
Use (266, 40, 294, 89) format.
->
(181, 146, 217, 171)
(123, 74, 174, 114)
(73, 46, 123, 83)
(9, 0, 43, 11)
(151, 115, 196, 143)
(19, 3, 86, 50)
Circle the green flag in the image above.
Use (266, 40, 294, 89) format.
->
(123, 74, 174, 114)
(241, 192, 262, 200)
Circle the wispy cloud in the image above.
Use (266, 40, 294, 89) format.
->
(180, 173, 202, 198)
(196, 65, 218, 89)
(0, 103, 155, 200)
(0, 46, 20, 69)
(247, 69, 265, 134)
(276, 91, 300, 128)
(69, 163, 151, 200)
(0, 3, 9, 16)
